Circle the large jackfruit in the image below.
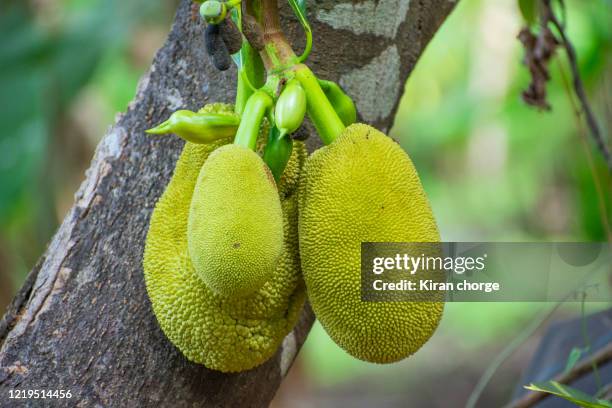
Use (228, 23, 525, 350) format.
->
(298, 123, 444, 364)
(143, 139, 307, 372)
(188, 144, 283, 297)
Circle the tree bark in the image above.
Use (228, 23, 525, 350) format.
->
(0, 0, 457, 406)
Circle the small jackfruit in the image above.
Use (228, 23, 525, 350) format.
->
(277, 138, 308, 199)
(143, 140, 306, 372)
(187, 144, 283, 297)
(298, 123, 444, 364)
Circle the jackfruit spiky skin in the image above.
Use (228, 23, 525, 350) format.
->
(187, 144, 283, 297)
(143, 139, 306, 372)
(298, 123, 444, 364)
(278, 139, 308, 199)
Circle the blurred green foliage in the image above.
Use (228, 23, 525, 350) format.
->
(392, 0, 611, 241)
(0, 0, 173, 288)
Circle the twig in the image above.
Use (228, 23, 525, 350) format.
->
(465, 304, 562, 408)
(506, 342, 612, 408)
(557, 60, 612, 242)
(544, 0, 612, 172)
(597, 382, 612, 400)
(467, 270, 609, 408)
(580, 293, 602, 392)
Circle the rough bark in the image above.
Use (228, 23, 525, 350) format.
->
(0, 0, 457, 406)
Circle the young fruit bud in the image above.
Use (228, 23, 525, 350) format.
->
(200, 0, 225, 24)
(145, 107, 240, 144)
(318, 79, 357, 126)
(205, 23, 231, 71)
(275, 80, 307, 137)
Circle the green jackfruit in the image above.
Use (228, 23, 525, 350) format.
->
(188, 144, 283, 297)
(277, 138, 307, 199)
(298, 123, 444, 364)
(143, 140, 306, 372)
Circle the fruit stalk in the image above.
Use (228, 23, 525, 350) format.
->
(234, 90, 273, 150)
(293, 65, 345, 145)
(248, 0, 346, 144)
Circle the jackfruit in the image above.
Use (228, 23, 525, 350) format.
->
(187, 144, 283, 297)
(143, 140, 307, 372)
(277, 137, 307, 199)
(298, 123, 444, 364)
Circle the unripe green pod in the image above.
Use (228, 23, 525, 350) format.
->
(275, 80, 307, 136)
(146, 105, 239, 144)
(318, 79, 357, 126)
(200, 0, 226, 24)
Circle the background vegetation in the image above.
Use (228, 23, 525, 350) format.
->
(0, 0, 610, 406)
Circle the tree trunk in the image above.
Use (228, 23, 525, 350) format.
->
(0, 1, 457, 406)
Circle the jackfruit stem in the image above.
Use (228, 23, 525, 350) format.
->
(235, 69, 251, 117)
(243, 0, 345, 144)
(294, 65, 346, 145)
(255, 0, 299, 72)
(235, 43, 265, 115)
(234, 90, 273, 150)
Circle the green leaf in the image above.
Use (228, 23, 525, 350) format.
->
(525, 381, 612, 408)
(0, 0, 132, 224)
(518, 0, 538, 26)
(564, 346, 588, 373)
(287, 0, 312, 61)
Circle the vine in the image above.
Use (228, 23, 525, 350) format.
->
(518, 0, 611, 172)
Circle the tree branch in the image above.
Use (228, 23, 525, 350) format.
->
(506, 342, 612, 408)
(544, 0, 612, 172)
